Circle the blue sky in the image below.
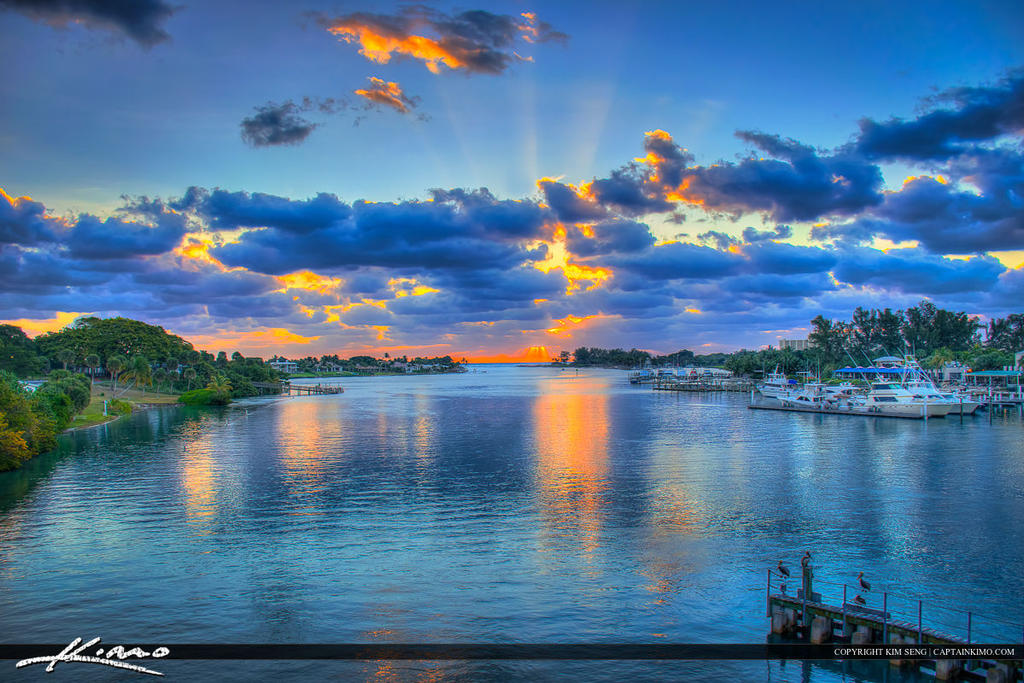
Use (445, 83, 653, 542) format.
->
(1, 0, 1023, 359)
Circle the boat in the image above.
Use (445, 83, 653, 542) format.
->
(853, 381, 952, 418)
(757, 367, 796, 398)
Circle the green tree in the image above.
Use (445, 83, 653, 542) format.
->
(56, 348, 76, 371)
(83, 354, 101, 387)
(183, 367, 197, 391)
(106, 355, 126, 394)
(123, 356, 152, 395)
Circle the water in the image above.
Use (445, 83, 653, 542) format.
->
(1, 366, 1021, 681)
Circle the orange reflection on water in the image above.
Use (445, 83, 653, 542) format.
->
(532, 375, 610, 556)
(179, 422, 219, 531)
(275, 398, 344, 515)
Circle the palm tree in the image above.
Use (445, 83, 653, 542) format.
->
(183, 367, 197, 391)
(206, 375, 232, 403)
(107, 356, 125, 394)
(124, 356, 152, 396)
(165, 358, 179, 390)
(56, 348, 76, 371)
(84, 354, 101, 387)
(153, 368, 168, 394)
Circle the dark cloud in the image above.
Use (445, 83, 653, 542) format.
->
(608, 242, 744, 281)
(589, 168, 672, 216)
(240, 101, 318, 148)
(185, 188, 352, 233)
(671, 131, 884, 222)
(832, 248, 1005, 295)
(742, 241, 838, 275)
(0, 189, 59, 245)
(742, 224, 792, 242)
(67, 213, 186, 259)
(566, 219, 655, 257)
(538, 179, 607, 223)
(856, 72, 1024, 161)
(317, 7, 566, 76)
(209, 188, 548, 275)
(0, 0, 177, 47)
(813, 147, 1024, 253)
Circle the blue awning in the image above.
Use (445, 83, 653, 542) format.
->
(834, 367, 912, 375)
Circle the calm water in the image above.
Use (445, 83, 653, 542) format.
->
(1, 366, 1022, 681)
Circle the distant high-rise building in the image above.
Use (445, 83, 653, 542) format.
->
(779, 338, 811, 351)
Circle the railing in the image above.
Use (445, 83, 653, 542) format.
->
(766, 566, 1024, 645)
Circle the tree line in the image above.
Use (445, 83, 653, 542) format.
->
(569, 302, 1023, 376)
(0, 370, 93, 471)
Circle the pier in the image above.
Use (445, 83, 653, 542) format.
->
(767, 564, 1023, 680)
(251, 381, 345, 396)
(651, 378, 755, 393)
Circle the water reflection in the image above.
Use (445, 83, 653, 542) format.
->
(532, 375, 610, 557)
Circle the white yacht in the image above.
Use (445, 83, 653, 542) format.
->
(758, 367, 795, 398)
(854, 382, 952, 418)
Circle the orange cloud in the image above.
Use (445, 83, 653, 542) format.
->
(389, 277, 439, 298)
(327, 23, 466, 74)
(182, 327, 321, 354)
(1, 311, 90, 337)
(546, 313, 619, 337)
(354, 77, 418, 113)
(276, 270, 345, 295)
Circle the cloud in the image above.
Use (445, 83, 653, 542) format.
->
(0, 0, 177, 47)
(0, 188, 59, 245)
(354, 77, 420, 114)
(317, 6, 566, 75)
(672, 130, 883, 221)
(856, 71, 1024, 161)
(832, 248, 1005, 294)
(565, 219, 655, 257)
(240, 101, 319, 148)
(813, 147, 1024, 253)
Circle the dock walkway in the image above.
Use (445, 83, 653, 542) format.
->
(767, 565, 1023, 680)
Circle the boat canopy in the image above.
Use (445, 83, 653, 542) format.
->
(834, 367, 912, 375)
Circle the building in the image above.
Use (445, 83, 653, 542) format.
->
(1016, 350, 1024, 369)
(267, 359, 297, 374)
(779, 338, 811, 351)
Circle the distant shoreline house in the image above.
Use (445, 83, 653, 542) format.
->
(267, 359, 297, 374)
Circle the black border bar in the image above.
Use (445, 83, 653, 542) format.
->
(2, 644, 1021, 661)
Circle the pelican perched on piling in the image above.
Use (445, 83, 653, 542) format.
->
(777, 561, 791, 578)
(800, 551, 811, 568)
(858, 572, 872, 591)
(854, 594, 866, 606)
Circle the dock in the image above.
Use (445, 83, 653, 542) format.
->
(251, 381, 345, 396)
(767, 565, 1023, 680)
(652, 379, 755, 393)
(748, 403, 926, 419)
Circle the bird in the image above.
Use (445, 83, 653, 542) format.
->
(777, 561, 791, 578)
(854, 594, 866, 606)
(800, 551, 811, 568)
(858, 572, 872, 591)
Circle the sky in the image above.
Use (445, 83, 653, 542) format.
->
(1, 0, 1023, 361)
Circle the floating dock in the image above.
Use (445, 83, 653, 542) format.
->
(748, 403, 926, 419)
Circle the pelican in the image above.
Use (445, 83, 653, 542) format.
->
(777, 561, 791, 578)
(858, 572, 871, 591)
(854, 594, 866, 606)
(800, 551, 811, 568)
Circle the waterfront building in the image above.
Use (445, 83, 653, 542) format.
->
(267, 359, 298, 373)
(778, 338, 811, 351)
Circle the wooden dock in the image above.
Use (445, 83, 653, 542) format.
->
(251, 381, 345, 396)
(652, 379, 755, 393)
(767, 566, 1023, 680)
